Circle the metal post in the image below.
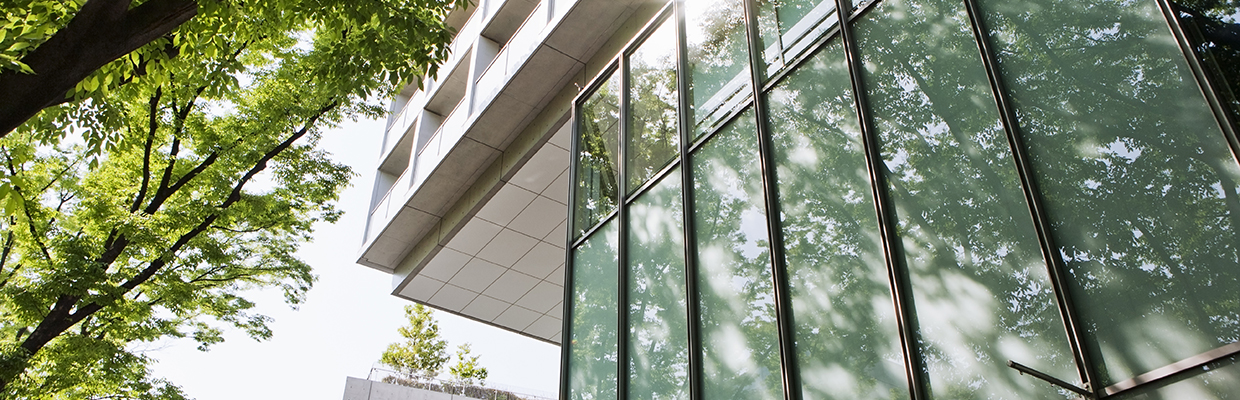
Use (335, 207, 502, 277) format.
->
(617, 51, 632, 400)
(740, 1, 802, 399)
(673, 2, 705, 400)
(831, 0, 927, 398)
(1154, 0, 1240, 168)
(959, 0, 1102, 396)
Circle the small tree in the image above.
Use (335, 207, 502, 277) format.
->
(449, 343, 488, 387)
(380, 304, 449, 382)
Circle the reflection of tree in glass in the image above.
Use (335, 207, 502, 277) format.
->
(628, 20, 681, 192)
(574, 74, 622, 239)
(1174, 0, 1240, 125)
(853, 0, 1078, 397)
(766, 40, 909, 400)
(685, 0, 752, 136)
(979, 0, 1240, 392)
(627, 170, 691, 400)
(569, 221, 620, 400)
(755, 0, 834, 76)
(691, 109, 784, 400)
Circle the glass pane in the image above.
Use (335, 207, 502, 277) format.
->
(980, 0, 1240, 387)
(684, 0, 753, 138)
(852, 0, 1077, 398)
(568, 219, 620, 400)
(575, 72, 623, 240)
(767, 40, 909, 400)
(627, 168, 690, 400)
(755, 0, 840, 80)
(1173, 1, 1240, 127)
(628, 19, 681, 193)
(690, 108, 783, 400)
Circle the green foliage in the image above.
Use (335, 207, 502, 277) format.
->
(0, 0, 469, 397)
(448, 343, 487, 387)
(0, 0, 74, 75)
(380, 304, 449, 380)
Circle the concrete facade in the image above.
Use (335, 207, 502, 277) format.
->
(359, 0, 664, 344)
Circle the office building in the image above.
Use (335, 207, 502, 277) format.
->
(360, 0, 1240, 398)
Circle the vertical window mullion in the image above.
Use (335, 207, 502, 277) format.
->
(958, 0, 1102, 395)
(674, 2, 704, 400)
(830, 0, 926, 398)
(740, 1, 801, 400)
(1153, 0, 1240, 168)
(617, 54, 631, 400)
(559, 101, 582, 400)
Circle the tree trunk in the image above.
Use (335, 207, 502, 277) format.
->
(0, 0, 198, 136)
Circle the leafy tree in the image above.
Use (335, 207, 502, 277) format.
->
(0, 0, 462, 140)
(448, 343, 488, 387)
(381, 304, 450, 382)
(0, 0, 468, 397)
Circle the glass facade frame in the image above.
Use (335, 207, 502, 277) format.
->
(560, 0, 1240, 399)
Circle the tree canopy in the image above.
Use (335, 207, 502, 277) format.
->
(0, 0, 467, 397)
(379, 304, 489, 387)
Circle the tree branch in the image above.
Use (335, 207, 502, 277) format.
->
(0, 0, 201, 136)
(0, 231, 16, 290)
(223, 100, 339, 208)
(132, 86, 162, 212)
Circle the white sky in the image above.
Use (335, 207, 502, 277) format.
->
(146, 116, 562, 399)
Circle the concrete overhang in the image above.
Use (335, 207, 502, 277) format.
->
(357, 0, 667, 344)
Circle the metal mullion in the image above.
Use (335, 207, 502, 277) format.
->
(959, 0, 1102, 396)
(686, 98, 755, 153)
(674, 1, 704, 399)
(624, 158, 683, 206)
(831, 0, 926, 398)
(1103, 341, 1240, 397)
(1154, 0, 1240, 168)
(569, 208, 620, 249)
(558, 100, 582, 400)
(741, 1, 801, 400)
(760, 0, 883, 94)
(617, 52, 632, 400)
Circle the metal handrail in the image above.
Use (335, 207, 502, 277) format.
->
(366, 366, 556, 400)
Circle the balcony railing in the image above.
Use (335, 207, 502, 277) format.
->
(367, 366, 556, 400)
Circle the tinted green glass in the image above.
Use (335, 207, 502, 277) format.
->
(684, 0, 753, 138)
(853, 0, 1077, 397)
(628, 19, 681, 193)
(1173, 1, 1240, 127)
(690, 108, 783, 400)
(767, 40, 908, 400)
(575, 72, 623, 240)
(980, 0, 1240, 388)
(627, 168, 690, 400)
(755, 0, 839, 80)
(568, 219, 620, 400)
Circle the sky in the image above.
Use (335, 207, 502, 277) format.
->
(146, 117, 561, 399)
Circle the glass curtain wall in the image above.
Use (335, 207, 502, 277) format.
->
(561, 0, 1240, 399)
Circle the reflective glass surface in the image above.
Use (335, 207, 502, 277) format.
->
(980, 0, 1240, 387)
(767, 40, 908, 400)
(627, 168, 690, 400)
(568, 219, 620, 400)
(684, 0, 753, 138)
(575, 72, 623, 240)
(1173, 0, 1240, 127)
(854, 0, 1077, 397)
(690, 108, 783, 400)
(628, 19, 681, 193)
(756, 0, 839, 80)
